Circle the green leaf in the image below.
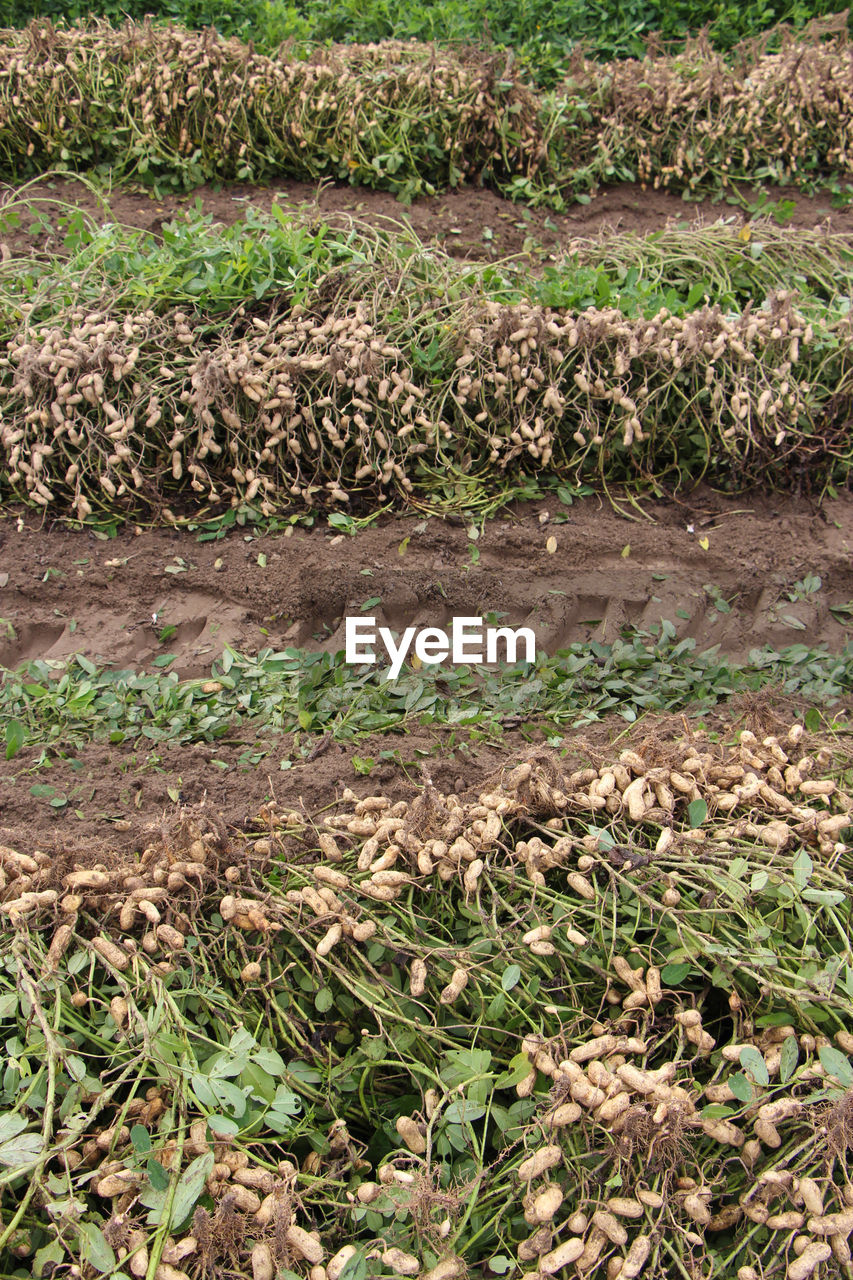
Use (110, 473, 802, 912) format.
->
(242, 1063, 276, 1103)
(65, 1054, 87, 1083)
(271, 1087, 302, 1116)
(190, 1073, 217, 1110)
(818, 1045, 853, 1087)
(252, 1047, 286, 1074)
(265, 1109, 299, 1135)
(792, 849, 813, 890)
(170, 1152, 214, 1228)
(130, 1124, 151, 1154)
(33, 1240, 64, 1278)
(443, 1099, 487, 1125)
(739, 1046, 770, 1087)
(489, 1258, 513, 1275)
(687, 797, 708, 827)
(206, 1048, 248, 1080)
(210, 1079, 248, 1116)
(802, 888, 846, 907)
(779, 1035, 799, 1084)
(755, 1012, 795, 1028)
(440, 1048, 492, 1088)
(146, 1157, 169, 1191)
(660, 962, 692, 985)
(804, 707, 821, 733)
(5, 718, 25, 759)
(206, 1114, 240, 1137)
(501, 964, 521, 992)
(315, 988, 334, 1013)
(339, 1252, 369, 1280)
(0, 1114, 27, 1144)
(78, 1222, 116, 1275)
(486, 991, 506, 1021)
(495, 1052, 534, 1090)
(728, 1072, 754, 1104)
(138, 1183, 167, 1218)
(0, 1114, 43, 1166)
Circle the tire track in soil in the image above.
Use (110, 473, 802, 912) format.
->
(1, 491, 851, 673)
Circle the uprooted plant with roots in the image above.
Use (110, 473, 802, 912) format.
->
(1, 716, 852, 1277)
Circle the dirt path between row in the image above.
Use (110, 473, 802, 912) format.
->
(3, 176, 852, 263)
(2, 490, 851, 676)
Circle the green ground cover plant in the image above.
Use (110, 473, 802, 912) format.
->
(5, 200, 851, 323)
(2, 630, 851, 759)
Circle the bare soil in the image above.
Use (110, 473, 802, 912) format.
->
(0, 489, 851, 855)
(1, 491, 851, 673)
(3, 176, 853, 262)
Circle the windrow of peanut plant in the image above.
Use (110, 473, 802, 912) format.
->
(2, 208, 852, 519)
(0, 19, 851, 202)
(1, 721, 853, 1279)
(2, 0, 851, 80)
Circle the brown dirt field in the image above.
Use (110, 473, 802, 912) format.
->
(2, 176, 852, 262)
(1, 490, 851, 674)
(0, 489, 851, 856)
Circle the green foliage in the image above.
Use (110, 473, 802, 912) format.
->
(7, 203, 851, 326)
(281, 0, 852, 83)
(0, 202, 369, 318)
(1, 631, 851, 756)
